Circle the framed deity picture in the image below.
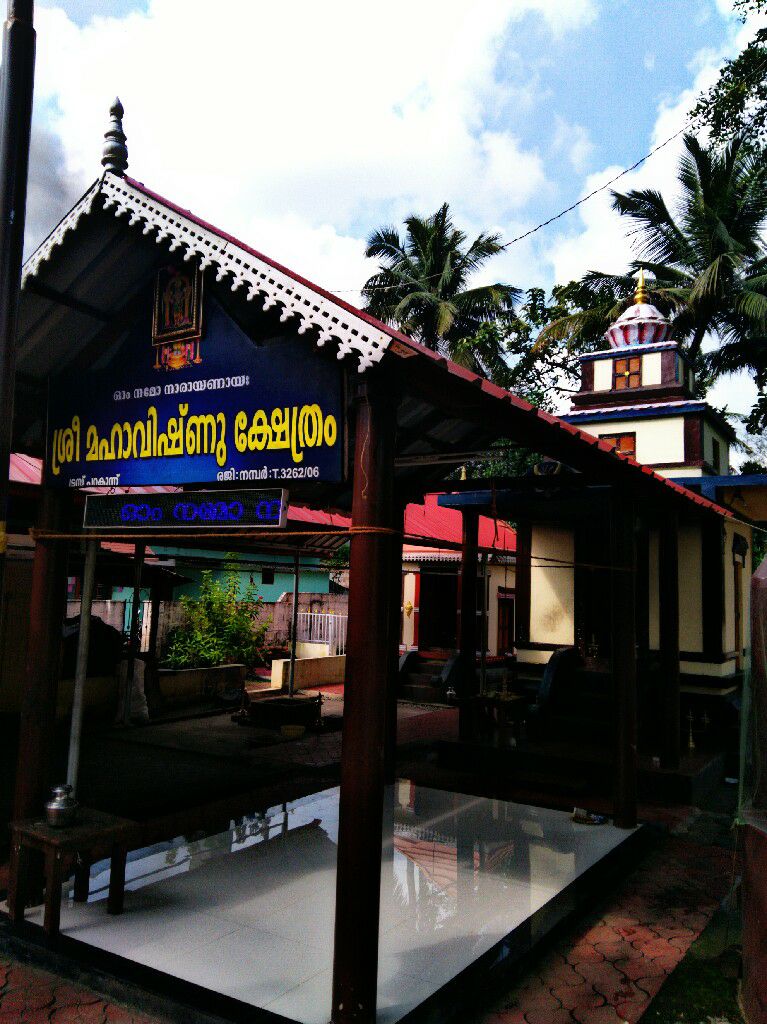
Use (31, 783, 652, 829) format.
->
(152, 264, 204, 346)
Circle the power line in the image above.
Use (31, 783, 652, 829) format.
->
(323, 122, 692, 295)
(501, 124, 691, 248)
(328, 53, 767, 294)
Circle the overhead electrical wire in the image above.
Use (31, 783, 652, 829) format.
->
(327, 54, 767, 295)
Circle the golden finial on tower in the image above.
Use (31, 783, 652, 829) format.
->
(634, 268, 648, 305)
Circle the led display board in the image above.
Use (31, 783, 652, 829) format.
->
(83, 489, 288, 531)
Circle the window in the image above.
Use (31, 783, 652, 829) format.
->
(601, 433, 636, 459)
(261, 568, 275, 585)
(614, 355, 641, 390)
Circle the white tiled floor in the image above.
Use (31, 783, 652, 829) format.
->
(54, 784, 632, 1023)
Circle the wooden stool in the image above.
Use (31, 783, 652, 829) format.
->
(7, 808, 135, 940)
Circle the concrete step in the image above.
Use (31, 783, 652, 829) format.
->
(407, 671, 440, 687)
(400, 683, 444, 703)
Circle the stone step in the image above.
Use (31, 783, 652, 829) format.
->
(399, 683, 444, 703)
(407, 671, 440, 687)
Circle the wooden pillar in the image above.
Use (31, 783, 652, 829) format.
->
(143, 583, 163, 716)
(659, 512, 680, 769)
(0, 0, 36, 611)
(331, 377, 395, 1024)
(635, 523, 650, 673)
(66, 538, 97, 794)
(288, 551, 300, 697)
(13, 490, 69, 820)
(384, 500, 404, 784)
(702, 519, 724, 661)
(119, 541, 145, 725)
(458, 510, 479, 740)
(610, 492, 637, 829)
(515, 519, 531, 647)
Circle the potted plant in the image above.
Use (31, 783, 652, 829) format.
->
(159, 566, 270, 708)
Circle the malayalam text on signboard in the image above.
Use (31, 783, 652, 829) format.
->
(83, 489, 289, 531)
(46, 277, 344, 488)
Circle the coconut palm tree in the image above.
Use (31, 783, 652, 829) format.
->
(362, 203, 520, 375)
(538, 134, 767, 372)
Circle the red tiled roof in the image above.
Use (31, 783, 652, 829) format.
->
(9, 453, 42, 485)
(289, 493, 516, 554)
(404, 493, 515, 552)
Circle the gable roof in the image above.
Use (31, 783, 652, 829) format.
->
(23, 172, 395, 373)
(17, 172, 732, 523)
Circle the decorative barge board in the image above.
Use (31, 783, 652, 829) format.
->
(7, 104, 736, 1024)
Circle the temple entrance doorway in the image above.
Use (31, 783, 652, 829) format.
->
(418, 571, 458, 651)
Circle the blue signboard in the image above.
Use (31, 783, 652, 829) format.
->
(46, 293, 344, 488)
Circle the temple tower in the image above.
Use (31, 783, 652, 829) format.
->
(563, 273, 734, 477)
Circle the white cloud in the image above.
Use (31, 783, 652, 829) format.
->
(27, 0, 596, 290)
(544, 49, 726, 285)
(551, 116, 594, 174)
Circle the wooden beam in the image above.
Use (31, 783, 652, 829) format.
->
(24, 280, 113, 323)
(458, 510, 479, 740)
(610, 493, 638, 829)
(384, 501, 405, 784)
(659, 512, 680, 769)
(515, 520, 532, 646)
(13, 489, 70, 820)
(702, 520, 725, 661)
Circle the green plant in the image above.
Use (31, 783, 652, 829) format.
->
(164, 565, 270, 670)
(362, 202, 520, 369)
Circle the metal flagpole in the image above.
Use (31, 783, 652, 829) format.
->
(0, 0, 35, 605)
(66, 539, 97, 794)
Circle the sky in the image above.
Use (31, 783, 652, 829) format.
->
(27, 0, 762, 422)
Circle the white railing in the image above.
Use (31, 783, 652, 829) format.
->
(296, 611, 348, 656)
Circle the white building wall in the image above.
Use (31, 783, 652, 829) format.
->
(642, 351, 662, 385)
(582, 416, 686, 469)
(401, 566, 417, 649)
(593, 360, 612, 391)
(702, 422, 730, 475)
(678, 524, 704, 653)
(529, 526, 575, 648)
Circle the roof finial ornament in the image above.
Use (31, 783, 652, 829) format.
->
(101, 97, 128, 176)
(634, 267, 648, 305)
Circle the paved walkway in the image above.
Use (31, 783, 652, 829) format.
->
(0, 955, 166, 1022)
(471, 832, 735, 1024)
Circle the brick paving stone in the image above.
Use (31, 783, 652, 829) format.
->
(523, 1005, 574, 1024)
(0, 954, 167, 1024)
(613, 956, 668, 983)
(51, 1007, 108, 1023)
(581, 962, 631, 1000)
(573, 1004, 623, 1024)
(594, 938, 646, 962)
(553, 980, 606, 1013)
(568, 943, 606, 966)
(547, 957, 585, 988)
